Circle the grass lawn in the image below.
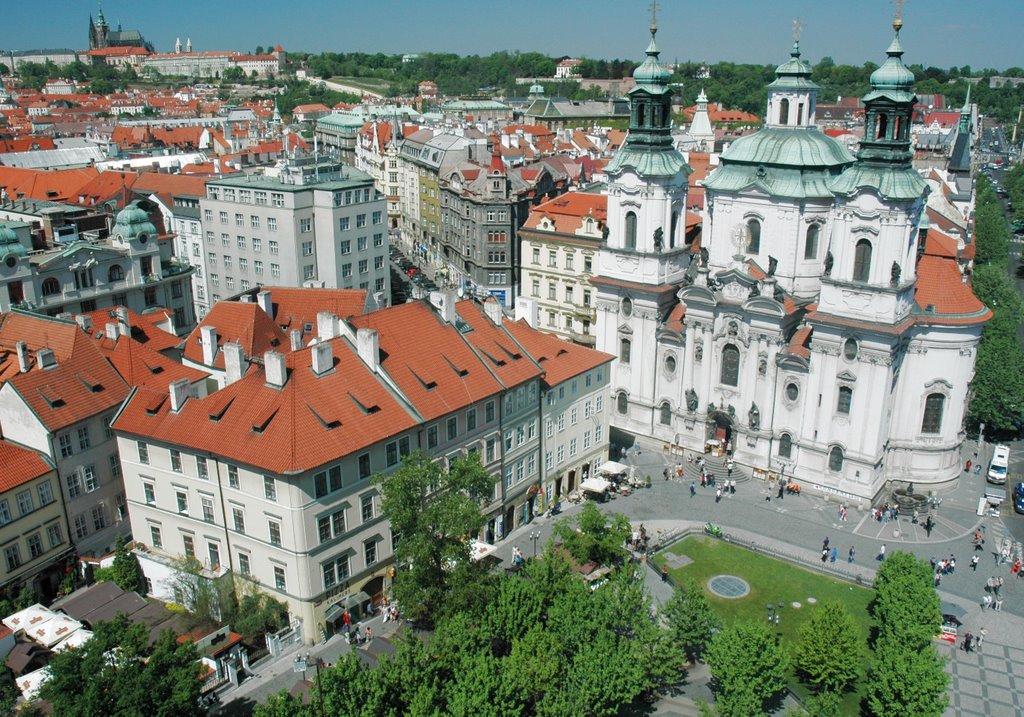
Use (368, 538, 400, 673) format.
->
(329, 76, 391, 93)
(653, 536, 875, 710)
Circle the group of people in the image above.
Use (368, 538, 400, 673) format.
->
(873, 502, 901, 522)
(819, 536, 857, 564)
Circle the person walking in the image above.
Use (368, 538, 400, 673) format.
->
(877, 543, 887, 561)
(830, 547, 838, 563)
(715, 487, 722, 503)
(970, 554, 980, 571)
(823, 536, 830, 551)
(976, 628, 986, 650)
(821, 547, 829, 564)
(690, 481, 696, 498)
(777, 482, 785, 500)
(848, 546, 856, 563)
(963, 631, 973, 652)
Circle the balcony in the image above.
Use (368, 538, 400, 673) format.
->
(569, 329, 596, 347)
(574, 304, 596, 322)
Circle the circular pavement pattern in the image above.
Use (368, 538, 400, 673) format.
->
(708, 575, 751, 599)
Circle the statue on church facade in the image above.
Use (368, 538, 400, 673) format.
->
(699, 246, 709, 267)
(749, 402, 760, 430)
(685, 389, 698, 412)
(694, 341, 703, 362)
(767, 255, 778, 277)
(653, 227, 663, 252)
(823, 251, 834, 276)
(890, 261, 901, 286)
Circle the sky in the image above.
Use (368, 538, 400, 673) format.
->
(3, 0, 1021, 70)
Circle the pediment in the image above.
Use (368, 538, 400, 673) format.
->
(617, 323, 633, 335)
(743, 295, 786, 318)
(679, 285, 717, 305)
(836, 370, 857, 383)
(37, 244, 128, 270)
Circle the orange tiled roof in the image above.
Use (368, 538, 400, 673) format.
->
(0, 166, 100, 203)
(258, 286, 367, 337)
(90, 327, 208, 390)
(0, 312, 130, 431)
(914, 255, 992, 325)
(503, 318, 613, 387)
(183, 303, 288, 370)
(81, 306, 182, 353)
(922, 228, 959, 259)
(523, 193, 607, 234)
(0, 440, 52, 493)
(787, 326, 812, 358)
(455, 301, 542, 388)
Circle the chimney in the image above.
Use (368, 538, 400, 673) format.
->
(514, 297, 539, 328)
(311, 341, 334, 376)
(483, 297, 502, 325)
(200, 325, 218, 365)
(289, 328, 302, 352)
(114, 306, 129, 335)
(223, 342, 245, 385)
(168, 378, 191, 412)
(105, 322, 120, 340)
(256, 290, 273, 317)
(75, 314, 94, 332)
(15, 342, 29, 373)
(264, 350, 287, 388)
(316, 311, 338, 341)
(430, 289, 458, 324)
(36, 348, 57, 370)
(356, 328, 379, 372)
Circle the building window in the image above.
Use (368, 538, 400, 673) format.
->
(804, 224, 820, 260)
(92, 505, 107, 532)
(58, 433, 73, 458)
(78, 426, 91, 451)
(268, 520, 282, 546)
(0, 502, 9, 526)
(108, 265, 124, 282)
(228, 465, 239, 489)
(274, 565, 286, 590)
(485, 401, 495, 423)
(745, 218, 761, 254)
(720, 344, 740, 386)
(623, 211, 638, 250)
(144, 482, 155, 504)
(16, 490, 33, 516)
(170, 449, 182, 472)
(232, 507, 245, 533)
(620, 338, 631, 364)
(659, 402, 672, 425)
(446, 416, 458, 441)
(238, 553, 250, 576)
(837, 386, 853, 415)
(361, 494, 375, 522)
(828, 446, 845, 472)
(47, 523, 63, 548)
(37, 481, 53, 506)
(83, 466, 98, 492)
(264, 476, 277, 501)
(843, 338, 859, 361)
(197, 457, 209, 480)
(27, 533, 43, 559)
(778, 433, 793, 458)
(176, 490, 188, 514)
(852, 239, 872, 282)
(302, 241, 313, 256)
(4, 545, 21, 572)
(364, 539, 377, 566)
(616, 392, 628, 414)
(73, 515, 88, 540)
(921, 393, 945, 434)
(201, 497, 215, 523)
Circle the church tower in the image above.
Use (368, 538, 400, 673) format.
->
(594, 12, 692, 436)
(688, 89, 715, 152)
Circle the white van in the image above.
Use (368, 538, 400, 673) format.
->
(988, 445, 1010, 484)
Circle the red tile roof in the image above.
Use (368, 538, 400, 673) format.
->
(787, 326, 812, 358)
(455, 301, 542, 388)
(0, 440, 53, 493)
(922, 228, 959, 259)
(82, 307, 182, 353)
(0, 166, 100, 203)
(183, 303, 288, 370)
(258, 287, 368, 337)
(503, 319, 613, 387)
(523, 192, 607, 234)
(0, 312, 130, 431)
(914, 255, 992, 325)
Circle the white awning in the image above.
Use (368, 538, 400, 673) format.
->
(16, 666, 50, 701)
(53, 628, 93, 653)
(580, 477, 612, 494)
(2, 604, 57, 634)
(27, 614, 82, 647)
(469, 540, 497, 562)
(597, 461, 629, 475)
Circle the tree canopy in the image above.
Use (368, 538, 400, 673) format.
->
(552, 500, 631, 567)
(704, 620, 789, 717)
(793, 600, 862, 695)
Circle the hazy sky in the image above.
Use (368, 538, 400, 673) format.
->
(3, 0, 1021, 70)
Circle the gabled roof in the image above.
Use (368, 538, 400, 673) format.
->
(86, 325, 207, 390)
(523, 192, 607, 234)
(0, 166, 100, 203)
(503, 319, 613, 387)
(0, 440, 52, 493)
(182, 303, 287, 369)
(257, 286, 368, 338)
(81, 306, 181, 353)
(455, 301, 542, 387)
(0, 312, 130, 431)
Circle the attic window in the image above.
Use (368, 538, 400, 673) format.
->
(79, 375, 105, 392)
(303, 323, 313, 333)
(443, 355, 470, 377)
(478, 349, 506, 368)
(308, 404, 342, 429)
(347, 393, 380, 416)
(498, 343, 522, 361)
(143, 394, 166, 415)
(207, 396, 234, 422)
(37, 387, 65, 409)
(251, 407, 278, 433)
(409, 368, 437, 391)
(143, 361, 165, 375)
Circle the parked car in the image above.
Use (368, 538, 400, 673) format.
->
(1014, 482, 1024, 514)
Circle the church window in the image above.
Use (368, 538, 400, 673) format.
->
(636, 103, 646, 128)
(778, 433, 793, 458)
(852, 240, 872, 282)
(41, 277, 61, 296)
(804, 224, 819, 260)
(670, 211, 679, 249)
(921, 393, 945, 434)
(745, 219, 761, 254)
(836, 386, 853, 415)
(843, 339, 858, 361)
(621, 298, 632, 317)
(659, 402, 672, 426)
(785, 383, 799, 402)
(797, 103, 805, 125)
(778, 98, 789, 125)
(720, 344, 740, 387)
(616, 392, 628, 415)
(108, 265, 124, 282)
(876, 113, 888, 140)
(894, 116, 902, 141)
(625, 212, 637, 250)
(620, 338, 631, 365)
(828, 446, 845, 472)
(664, 355, 676, 374)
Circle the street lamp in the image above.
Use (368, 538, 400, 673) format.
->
(766, 604, 775, 624)
(305, 653, 326, 717)
(529, 530, 541, 558)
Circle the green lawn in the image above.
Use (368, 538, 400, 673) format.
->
(654, 536, 875, 710)
(328, 76, 391, 93)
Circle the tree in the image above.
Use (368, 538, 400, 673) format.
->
(169, 556, 235, 627)
(793, 601, 861, 694)
(374, 451, 494, 626)
(705, 621, 789, 717)
(552, 500, 631, 566)
(39, 615, 204, 717)
(111, 534, 146, 594)
(865, 635, 949, 717)
(661, 580, 722, 663)
(226, 578, 288, 645)
(870, 551, 941, 649)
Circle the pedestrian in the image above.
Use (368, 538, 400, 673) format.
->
(912, 509, 919, 525)
(982, 594, 993, 609)
(848, 546, 856, 563)
(995, 598, 1004, 611)
(663, 468, 669, 481)
(690, 481, 696, 498)
(715, 487, 722, 503)
(963, 631, 973, 652)
(342, 609, 351, 634)
(976, 628, 986, 650)
(830, 547, 837, 563)
(661, 565, 669, 582)
(970, 555, 980, 571)
(823, 536, 830, 550)
(877, 544, 887, 561)
(924, 515, 934, 537)
(965, 459, 972, 473)
(778, 483, 785, 500)
(821, 548, 828, 564)
(365, 627, 373, 643)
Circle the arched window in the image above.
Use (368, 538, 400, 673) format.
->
(876, 113, 888, 140)
(797, 103, 805, 125)
(778, 433, 793, 458)
(720, 344, 740, 386)
(921, 393, 946, 434)
(778, 98, 789, 125)
(837, 386, 853, 415)
(620, 338, 631, 365)
(108, 265, 124, 282)
(893, 116, 902, 140)
(670, 211, 679, 249)
(636, 103, 646, 128)
(828, 446, 845, 472)
(625, 211, 637, 250)
(746, 219, 760, 254)
(616, 392, 628, 415)
(659, 402, 672, 426)
(852, 239, 872, 282)
(41, 277, 60, 296)
(804, 224, 819, 260)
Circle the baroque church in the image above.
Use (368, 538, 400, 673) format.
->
(593, 16, 991, 504)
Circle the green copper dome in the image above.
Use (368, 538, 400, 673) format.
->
(717, 127, 854, 169)
(632, 33, 672, 89)
(869, 30, 915, 91)
(0, 224, 26, 258)
(113, 201, 157, 242)
(768, 41, 818, 91)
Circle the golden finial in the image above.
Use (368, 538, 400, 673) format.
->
(893, 0, 906, 32)
(650, 0, 659, 35)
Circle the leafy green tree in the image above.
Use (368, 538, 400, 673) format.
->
(40, 615, 203, 717)
(111, 534, 146, 594)
(871, 551, 942, 649)
(374, 451, 494, 627)
(661, 580, 722, 663)
(793, 601, 861, 694)
(705, 621, 789, 717)
(865, 635, 949, 717)
(552, 501, 631, 566)
(226, 578, 288, 645)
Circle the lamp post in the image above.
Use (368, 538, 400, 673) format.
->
(529, 530, 541, 558)
(766, 604, 775, 624)
(305, 653, 325, 717)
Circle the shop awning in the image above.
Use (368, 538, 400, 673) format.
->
(580, 477, 612, 494)
(469, 540, 497, 562)
(597, 461, 629, 475)
(324, 591, 372, 622)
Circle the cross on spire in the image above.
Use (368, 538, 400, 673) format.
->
(650, 0, 658, 35)
(792, 17, 804, 42)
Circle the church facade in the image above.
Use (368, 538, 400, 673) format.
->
(594, 18, 990, 505)
(88, 7, 153, 52)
